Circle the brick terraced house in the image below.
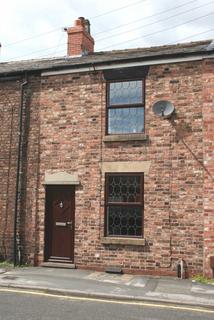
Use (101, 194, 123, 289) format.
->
(0, 17, 214, 277)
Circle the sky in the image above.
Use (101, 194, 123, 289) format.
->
(0, 0, 214, 62)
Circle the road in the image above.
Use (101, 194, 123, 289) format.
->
(0, 288, 214, 320)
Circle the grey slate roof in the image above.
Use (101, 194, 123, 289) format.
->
(0, 40, 213, 76)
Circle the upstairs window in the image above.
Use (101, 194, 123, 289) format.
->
(107, 80, 145, 134)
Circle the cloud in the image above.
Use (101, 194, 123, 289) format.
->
(0, 0, 213, 61)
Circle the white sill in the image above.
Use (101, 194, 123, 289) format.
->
(101, 237, 146, 246)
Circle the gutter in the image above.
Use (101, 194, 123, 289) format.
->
(0, 76, 22, 82)
(41, 52, 214, 77)
(13, 75, 28, 266)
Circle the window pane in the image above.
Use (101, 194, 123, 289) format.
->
(109, 81, 142, 105)
(107, 206, 142, 236)
(108, 107, 144, 134)
(108, 175, 141, 203)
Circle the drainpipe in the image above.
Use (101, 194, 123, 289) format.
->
(13, 76, 28, 266)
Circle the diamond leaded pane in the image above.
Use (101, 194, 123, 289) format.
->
(108, 175, 141, 203)
(108, 107, 144, 134)
(109, 81, 142, 105)
(107, 206, 142, 236)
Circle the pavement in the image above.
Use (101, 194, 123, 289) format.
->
(0, 266, 214, 308)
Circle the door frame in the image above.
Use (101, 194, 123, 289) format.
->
(44, 185, 75, 263)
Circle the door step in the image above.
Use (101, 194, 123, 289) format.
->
(41, 262, 76, 269)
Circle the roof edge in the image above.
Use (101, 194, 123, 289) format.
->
(41, 52, 214, 77)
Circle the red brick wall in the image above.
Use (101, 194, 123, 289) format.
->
(0, 59, 213, 277)
(202, 59, 214, 277)
(0, 80, 20, 260)
(0, 76, 40, 263)
(38, 73, 103, 265)
(38, 62, 205, 276)
(20, 76, 41, 264)
(145, 62, 204, 275)
(67, 31, 94, 56)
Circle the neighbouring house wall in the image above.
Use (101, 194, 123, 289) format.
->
(19, 76, 41, 264)
(0, 76, 40, 264)
(203, 59, 214, 278)
(0, 80, 21, 260)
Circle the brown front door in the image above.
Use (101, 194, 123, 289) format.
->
(45, 185, 75, 263)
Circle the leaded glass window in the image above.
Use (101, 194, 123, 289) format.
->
(105, 173, 144, 237)
(107, 80, 145, 134)
(109, 81, 142, 105)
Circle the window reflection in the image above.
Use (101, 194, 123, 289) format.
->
(109, 81, 142, 105)
(108, 107, 144, 134)
(107, 80, 145, 134)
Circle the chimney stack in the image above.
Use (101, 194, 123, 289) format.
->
(67, 17, 94, 56)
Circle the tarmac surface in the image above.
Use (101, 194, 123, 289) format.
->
(0, 267, 214, 308)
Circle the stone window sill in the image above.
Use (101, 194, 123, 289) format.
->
(103, 134, 148, 143)
(101, 237, 146, 246)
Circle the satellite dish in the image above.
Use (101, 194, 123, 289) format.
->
(152, 100, 175, 119)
